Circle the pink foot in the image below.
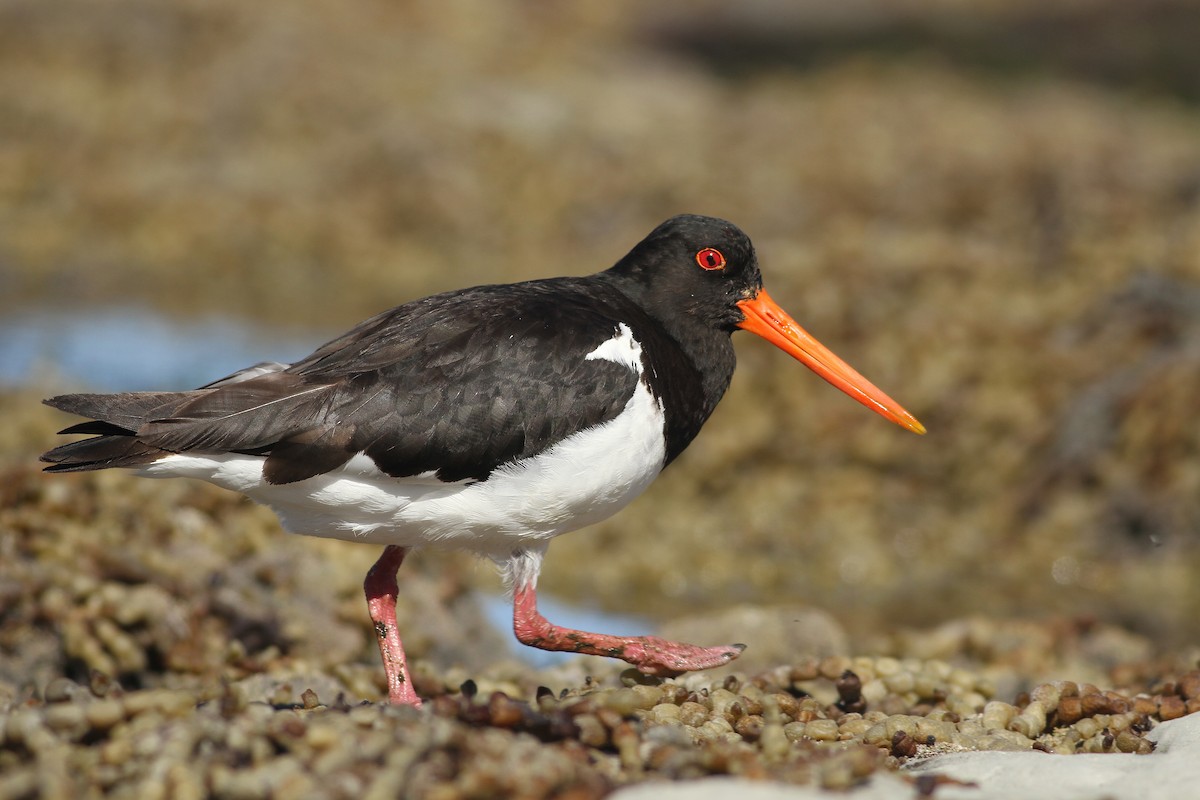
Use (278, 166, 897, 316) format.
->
(512, 582, 745, 677)
(364, 545, 421, 706)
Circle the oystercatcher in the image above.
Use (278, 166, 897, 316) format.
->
(41, 215, 924, 706)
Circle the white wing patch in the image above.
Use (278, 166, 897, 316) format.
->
(584, 323, 643, 371)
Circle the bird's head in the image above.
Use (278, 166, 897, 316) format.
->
(610, 214, 925, 435)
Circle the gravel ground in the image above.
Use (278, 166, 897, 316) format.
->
(3, 0, 1200, 795)
(2, 399, 1198, 796)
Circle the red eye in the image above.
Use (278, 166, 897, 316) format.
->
(696, 248, 726, 271)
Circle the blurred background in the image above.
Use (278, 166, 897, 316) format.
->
(1, 0, 1198, 695)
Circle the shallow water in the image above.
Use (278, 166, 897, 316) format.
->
(0, 307, 321, 391)
(478, 592, 652, 667)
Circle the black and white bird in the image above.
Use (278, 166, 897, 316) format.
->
(41, 215, 925, 706)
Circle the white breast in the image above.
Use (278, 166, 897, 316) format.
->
(139, 324, 667, 558)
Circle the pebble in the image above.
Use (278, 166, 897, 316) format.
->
(804, 719, 840, 742)
(981, 700, 1017, 731)
(883, 671, 916, 695)
(42, 704, 87, 739)
(677, 702, 708, 727)
(1031, 683, 1062, 713)
(650, 703, 681, 724)
(946, 691, 987, 718)
(1160, 696, 1187, 720)
(1009, 700, 1048, 738)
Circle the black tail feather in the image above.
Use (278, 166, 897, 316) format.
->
(44, 392, 203, 431)
(40, 435, 170, 472)
(58, 420, 134, 436)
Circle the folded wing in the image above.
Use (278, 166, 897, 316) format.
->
(42, 280, 644, 485)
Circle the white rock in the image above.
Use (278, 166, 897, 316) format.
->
(609, 712, 1200, 800)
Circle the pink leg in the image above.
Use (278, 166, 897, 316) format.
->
(512, 581, 745, 676)
(364, 545, 421, 706)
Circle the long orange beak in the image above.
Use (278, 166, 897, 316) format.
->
(737, 289, 926, 434)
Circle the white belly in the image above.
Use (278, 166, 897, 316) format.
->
(139, 325, 667, 557)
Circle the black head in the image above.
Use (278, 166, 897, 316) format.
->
(604, 214, 762, 333)
(604, 214, 927, 436)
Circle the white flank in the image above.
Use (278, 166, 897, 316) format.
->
(139, 325, 667, 558)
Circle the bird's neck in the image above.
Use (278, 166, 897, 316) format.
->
(596, 273, 737, 465)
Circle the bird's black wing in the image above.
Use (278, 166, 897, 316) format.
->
(43, 280, 646, 484)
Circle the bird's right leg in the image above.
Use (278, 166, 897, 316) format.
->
(364, 545, 421, 706)
(506, 547, 745, 676)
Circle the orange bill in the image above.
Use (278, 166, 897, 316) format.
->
(737, 289, 926, 434)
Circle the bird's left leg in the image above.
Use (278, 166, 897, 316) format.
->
(364, 545, 421, 706)
(506, 548, 745, 676)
